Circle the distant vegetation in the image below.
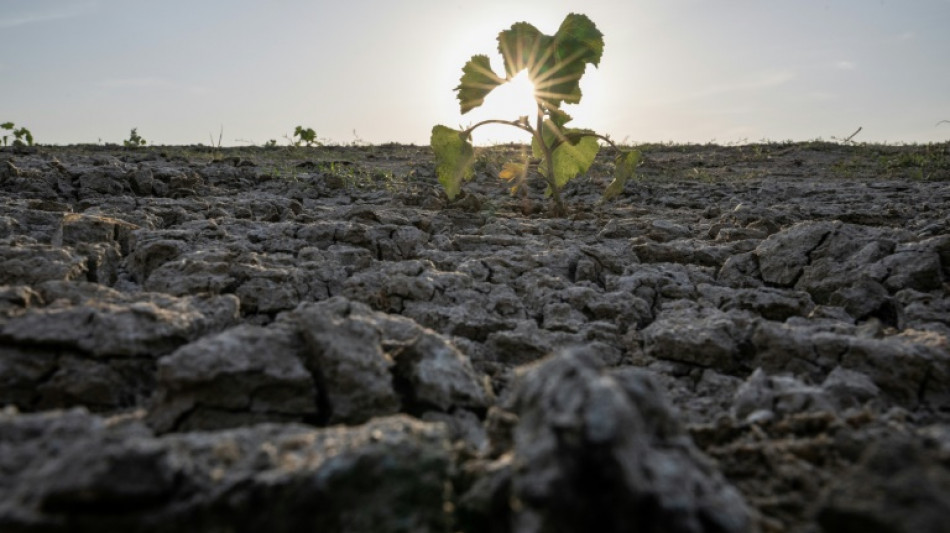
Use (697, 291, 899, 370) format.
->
(123, 128, 147, 148)
(1, 122, 33, 147)
(290, 126, 321, 147)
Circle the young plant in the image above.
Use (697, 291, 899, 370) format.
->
(124, 128, 147, 148)
(431, 13, 639, 214)
(209, 125, 224, 160)
(1, 122, 34, 146)
(291, 126, 321, 147)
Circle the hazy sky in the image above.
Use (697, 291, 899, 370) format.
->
(2, 0, 949, 146)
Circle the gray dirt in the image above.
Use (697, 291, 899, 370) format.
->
(1, 141, 949, 532)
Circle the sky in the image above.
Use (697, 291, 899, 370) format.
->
(1, 0, 949, 146)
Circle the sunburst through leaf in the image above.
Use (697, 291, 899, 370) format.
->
(456, 13, 603, 117)
(481, 70, 538, 122)
(434, 13, 639, 215)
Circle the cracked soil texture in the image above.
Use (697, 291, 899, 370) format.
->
(1, 141, 949, 532)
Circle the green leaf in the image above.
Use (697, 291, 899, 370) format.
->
(497, 22, 551, 79)
(549, 14, 603, 106)
(430, 125, 475, 199)
(294, 126, 317, 146)
(554, 14, 604, 68)
(539, 132, 600, 189)
(493, 14, 604, 113)
(603, 150, 641, 200)
(0, 122, 13, 130)
(530, 114, 575, 159)
(455, 55, 505, 114)
(548, 108, 572, 129)
(540, 14, 604, 110)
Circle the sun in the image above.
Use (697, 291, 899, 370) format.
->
(482, 70, 538, 121)
(465, 68, 539, 144)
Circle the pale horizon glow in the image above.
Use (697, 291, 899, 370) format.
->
(2, 0, 949, 146)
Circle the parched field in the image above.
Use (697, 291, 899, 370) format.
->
(1, 141, 948, 532)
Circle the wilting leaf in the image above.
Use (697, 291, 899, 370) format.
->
(430, 125, 475, 199)
(455, 55, 506, 114)
(499, 161, 529, 195)
(498, 162, 525, 181)
(603, 150, 641, 200)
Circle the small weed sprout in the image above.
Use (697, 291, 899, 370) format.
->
(124, 128, 147, 148)
(209, 125, 224, 160)
(831, 126, 863, 144)
(291, 126, 321, 147)
(431, 13, 640, 214)
(1, 122, 34, 146)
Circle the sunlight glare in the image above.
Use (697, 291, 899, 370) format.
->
(483, 70, 538, 122)
(466, 69, 538, 145)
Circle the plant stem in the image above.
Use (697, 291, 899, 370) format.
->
(461, 112, 573, 215)
(462, 119, 534, 137)
(535, 106, 564, 214)
(580, 132, 624, 153)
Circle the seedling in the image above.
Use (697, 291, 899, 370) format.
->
(431, 13, 640, 214)
(291, 126, 321, 147)
(209, 125, 224, 160)
(831, 126, 863, 144)
(1, 122, 34, 146)
(124, 128, 147, 148)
